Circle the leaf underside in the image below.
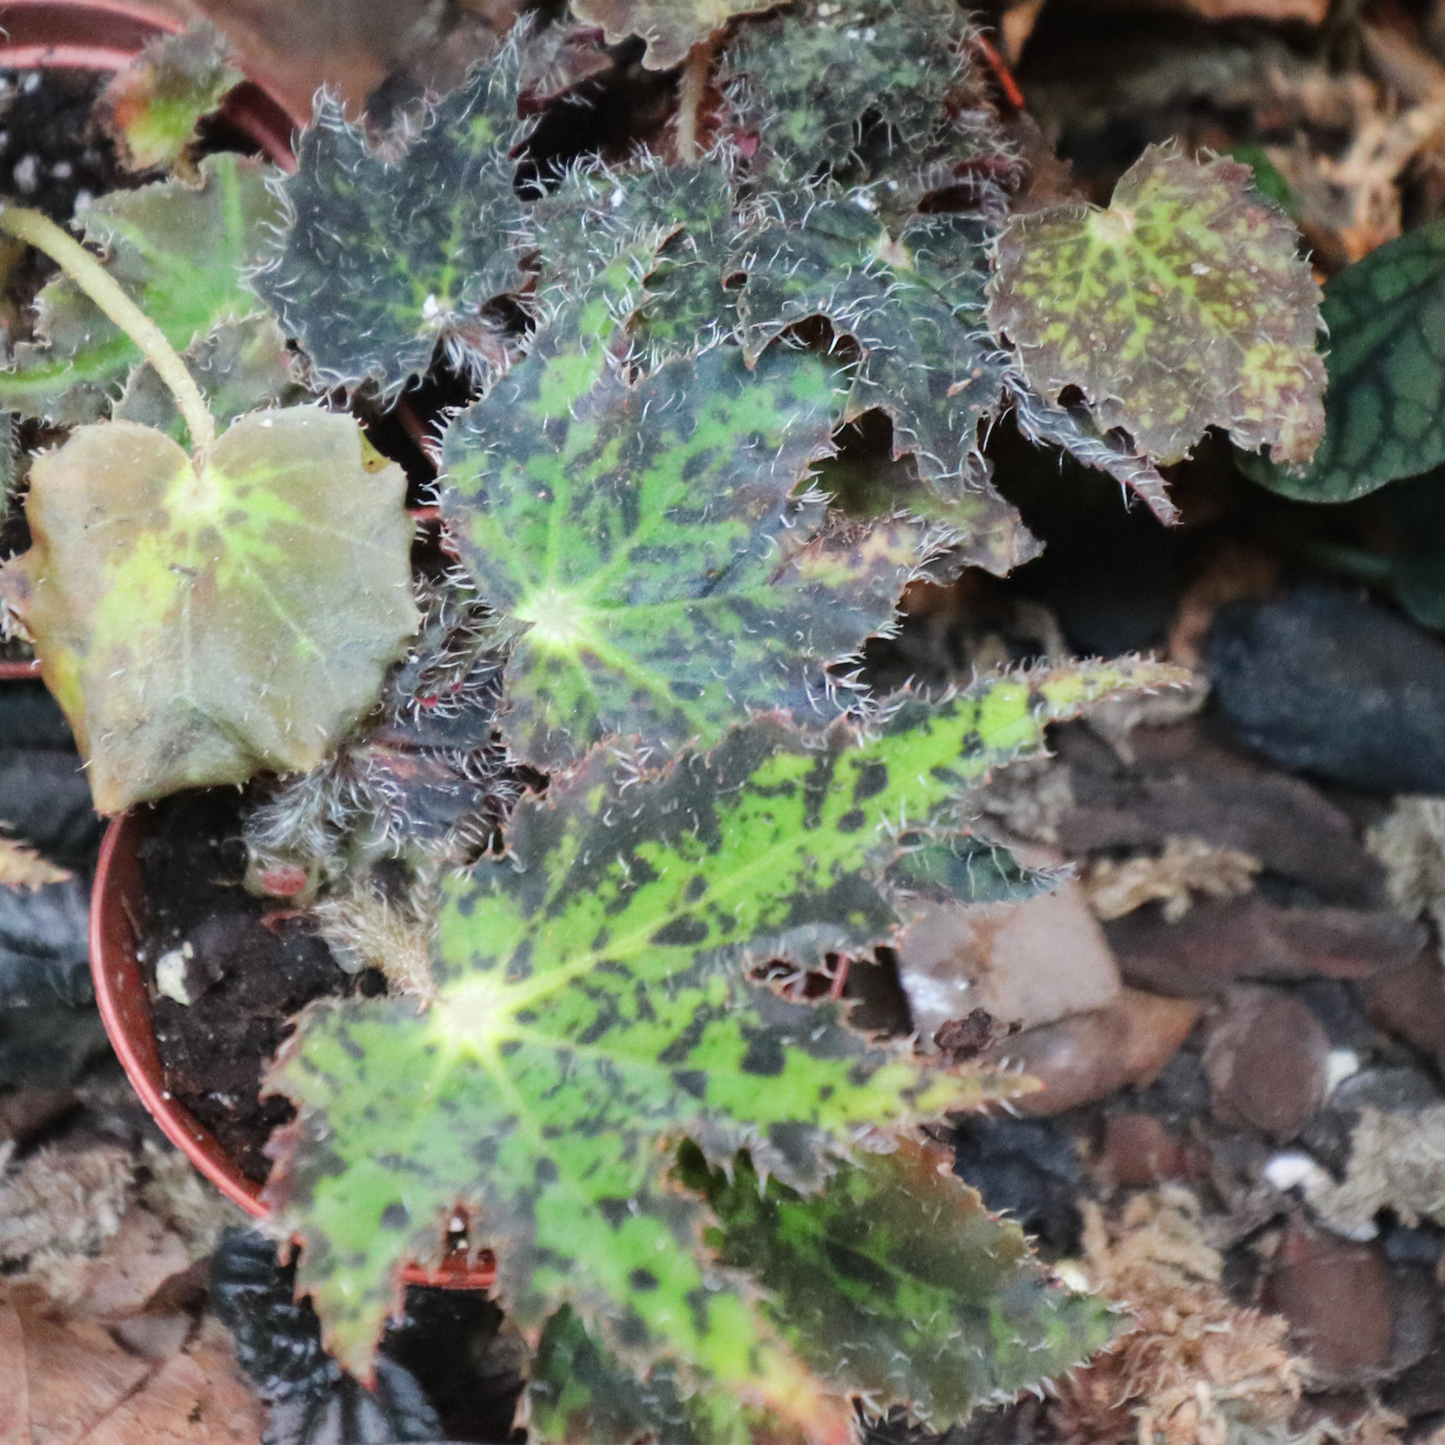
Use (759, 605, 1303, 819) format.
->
(253, 54, 532, 396)
(987, 145, 1326, 468)
(0, 407, 418, 813)
(1242, 217, 1445, 501)
(0, 153, 281, 426)
(263, 657, 1176, 1415)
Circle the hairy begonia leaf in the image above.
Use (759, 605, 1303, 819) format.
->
(262, 657, 1177, 1395)
(0, 407, 418, 813)
(721, 0, 981, 204)
(97, 21, 243, 172)
(570, 0, 776, 70)
(114, 314, 309, 440)
(0, 154, 281, 426)
(987, 145, 1326, 468)
(524, 159, 734, 365)
(1242, 219, 1445, 501)
(254, 53, 531, 396)
(678, 1139, 1114, 1420)
(531, 1139, 1111, 1445)
(442, 328, 929, 769)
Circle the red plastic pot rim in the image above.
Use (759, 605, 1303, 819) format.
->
(90, 807, 497, 1289)
(0, 0, 304, 166)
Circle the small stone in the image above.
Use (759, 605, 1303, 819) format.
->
(991, 988, 1203, 1116)
(1263, 1220, 1394, 1384)
(1099, 1112, 1191, 1186)
(898, 877, 1121, 1039)
(1106, 898, 1425, 997)
(1203, 986, 1329, 1141)
(1361, 951, 1445, 1075)
(1210, 588, 1445, 795)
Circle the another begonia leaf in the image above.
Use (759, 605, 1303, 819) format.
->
(570, 0, 776, 71)
(735, 196, 1173, 522)
(114, 314, 309, 441)
(987, 145, 1326, 468)
(721, 0, 984, 205)
(1241, 218, 1445, 501)
(530, 1140, 1112, 1445)
(263, 658, 1174, 1402)
(253, 53, 531, 396)
(0, 154, 281, 426)
(97, 20, 243, 173)
(0, 407, 418, 814)
(441, 318, 933, 770)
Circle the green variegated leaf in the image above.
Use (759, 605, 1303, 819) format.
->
(987, 145, 1326, 468)
(0, 407, 418, 813)
(1241, 219, 1445, 501)
(720, 0, 983, 205)
(97, 21, 243, 172)
(254, 52, 531, 396)
(525, 159, 735, 365)
(0, 154, 282, 425)
(113, 313, 309, 441)
(531, 1139, 1112, 1445)
(570, 0, 776, 71)
(678, 1138, 1114, 1420)
(262, 658, 1178, 1402)
(441, 314, 933, 769)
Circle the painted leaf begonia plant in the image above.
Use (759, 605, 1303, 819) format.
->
(0, 2, 1327, 1441)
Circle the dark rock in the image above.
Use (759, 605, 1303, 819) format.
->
(1209, 588, 1445, 795)
(1362, 952, 1445, 1075)
(1107, 899, 1424, 996)
(1293, 978, 1377, 1049)
(0, 750, 101, 866)
(1203, 987, 1329, 1141)
(951, 1115, 1083, 1256)
(1057, 719, 1387, 906)
(0, 876, 92, 1008)
(1263, 1220, 1395, 1383)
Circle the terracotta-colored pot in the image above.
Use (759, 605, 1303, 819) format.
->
(0, 0, 303, 168)
(0, 658, 41, 678)
(90, 804, 497, 1288)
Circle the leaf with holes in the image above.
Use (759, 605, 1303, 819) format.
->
(0, 153, 281, 426)
(0, 407, 418, 813)
(570, 0, 777, 71)
(721, 0, 989, 207)
(987, 145, 1326, 468)
(529, 1138, 1111, 1445)
(440, 312, 936, 769)
(1241, 218, 1445, 501)
(253, 50, 531, 396)
(263, 658, 1173, 1408)
(97, 21, 243, 172)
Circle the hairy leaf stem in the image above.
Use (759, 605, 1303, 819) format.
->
(0, 205, 216, 453)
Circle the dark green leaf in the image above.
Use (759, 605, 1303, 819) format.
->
(1242, 218, 1445, 501)
(254, 52, 531, 396)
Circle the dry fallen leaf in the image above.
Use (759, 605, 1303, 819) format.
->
(0, 837, 70, 889)
(1083, 837, 1261, 922)
(0, 1282, 263, 1445)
